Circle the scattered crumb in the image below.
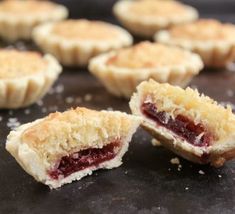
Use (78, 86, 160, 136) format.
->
(218, 174, 222, 178)
(24, 109, 30, 115)
(168, 168, 171, 171)
(226, 89, 234, 97)
(84, 94, 92, 102)
(54, 84, 64, 94)
(107, 107, 113, 111)
(185, 187, 189, 190)
(7, 118, 20, 129)
(48, 106, 58, 112)
(0, 116, 2, 122)
(75, 97, 82, 104)
(124, 171, 128, 175)
(36, 100, 43, 106)
(8, 110, 13, 116)
(151, 138, 161, 147)
(177, 164, 182, 171)
(198, 170, 205, 175)
(65, 97, 74, 104)
(42, 107, 47, 113)
(170, 157, 180, 165)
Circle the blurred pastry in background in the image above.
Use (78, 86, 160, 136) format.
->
(33, 19, 133, 67)
(155, 19, 235, 68)
(89, 41, 203, 98)
(130, 79, 235, 167)
(0, 0, 68, 42)
(0, 49, 62, 109)
(113, 0, 198, 37)
(6, 107, 141, 188)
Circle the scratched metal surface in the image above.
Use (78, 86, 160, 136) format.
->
(0, 1, 235, 214)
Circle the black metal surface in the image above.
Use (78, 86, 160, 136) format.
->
(0, 1, 235, 214)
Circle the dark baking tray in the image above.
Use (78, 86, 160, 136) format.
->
(0, 1, 235, 213)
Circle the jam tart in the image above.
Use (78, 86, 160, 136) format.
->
(33, 19, 133, 66)
(89, 41, 203, 98)
(113, 0, 198, 37)
(155, 19, 235, 67)
(0, 0, 68, 42)
(130, 79, 235, 167)
(6, 107, 141, 188)
(0, 49, 62, 109)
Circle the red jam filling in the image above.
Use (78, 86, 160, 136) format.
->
(141, 102, 213, 147)
(49, 141, 120, 180)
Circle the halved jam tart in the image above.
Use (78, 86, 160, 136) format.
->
(130, 79, 235, 167)
(6, 107, 141, 188)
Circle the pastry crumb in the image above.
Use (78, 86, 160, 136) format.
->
(75, 97, 82, 103)
(218, 174, 222, 178)
(42, 107, 47, 113)
(54, 84, 64, 94)
(170, 157, 180, 165)
(36, 100, 43, 106)
(198, 170, 205, 175)
(7, 117, 21, 129)
(107, 107, 113, 111)
(185, 187, 189, 190)
(84, 94, 92, 101)
(65, 96, 74, 104)
(151, 138, 161, 146)
(24, 109, 30, 115)
(226, 89, 234, 97)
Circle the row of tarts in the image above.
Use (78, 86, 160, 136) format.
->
(1, 0, 235, 189)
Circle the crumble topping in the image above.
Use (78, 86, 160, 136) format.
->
(0, 50, 46, 79)
(52, 20, 121, 40)
(169, 19, 235, 41)
(107, 42, 191, 68)
(129, 0, 190, 17)
(0, 0, 57, 15)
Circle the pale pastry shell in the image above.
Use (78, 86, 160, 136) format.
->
(89, 49, 203, 98)
(33, 22, 133, 67)
(0, 4, 68, 42)
(0, 54, 62, 109)
(113, 0, 198, 37)
(155, 30, 235, 67)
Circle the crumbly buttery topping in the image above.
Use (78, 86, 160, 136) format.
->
(21, 107, 136, 163)
(0, 0, 57, 15)
(107, 42, 193, 68)
(129, 0, 191, 17)
(0, 50, 46, 79)
(169, 19, 235, 41)
(139, 80, 235, 142)
(52, 20, 121, 40)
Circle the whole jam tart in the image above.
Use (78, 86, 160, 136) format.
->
(155, 19, 235, 67)
(113, 0, 198, 37)
(0, 49, 61, 109)
(130, 79, 235, 167)
(89, 41, 203, 98)
(0, 0, 68, 42)
(33, 19, 133, 66)
(6, 107, 141, 188)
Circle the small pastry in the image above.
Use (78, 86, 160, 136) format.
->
(89, 41, 203, 98)
(130, 79, 235, 167)
(33, 19, 133, 66)
(113, 0, 198, 37)
(0, 0, 68, 42)
(0, 49, 62, 109)
(155, 19, 235, 67)
(6, 107, 141, 188)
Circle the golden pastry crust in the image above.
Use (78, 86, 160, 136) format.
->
(0, 0, 68, 42)
(155, 19, 235, 67)
(113, 0, 198, 37)
(0, 49, 62, 109)
(89, 42, 203, 98)
(33, 19, 133, 66)
(6, 107, 141, 188)
(130, 79, 235, 167)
